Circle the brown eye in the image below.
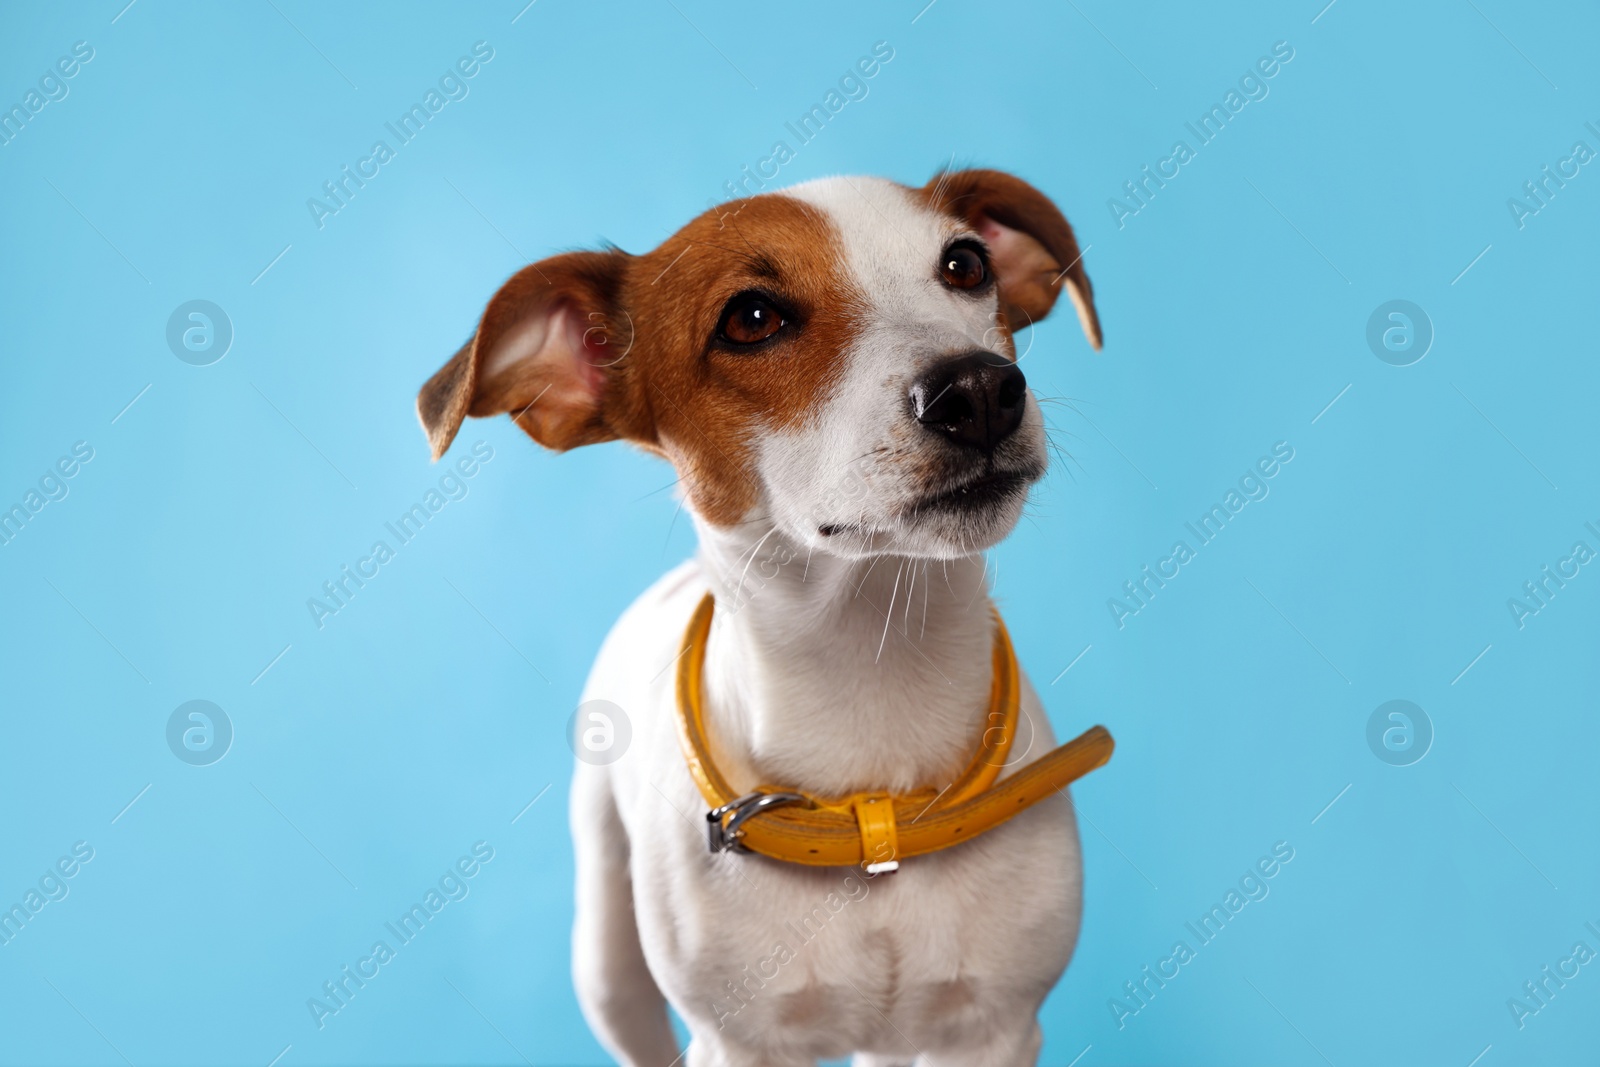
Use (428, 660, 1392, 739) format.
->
(940, 241, 989, 290)
(717, 292, 786, 345)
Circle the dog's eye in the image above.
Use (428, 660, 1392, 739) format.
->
(939, 241, 989, 290)
(717, 293, 786, 345)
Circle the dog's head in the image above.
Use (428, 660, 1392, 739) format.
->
(418, 169, 1100, 560)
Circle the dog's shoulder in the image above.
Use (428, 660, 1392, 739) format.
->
(583, 557, 707, 700)
(576, 558, 709, 826)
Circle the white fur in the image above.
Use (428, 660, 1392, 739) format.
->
(569, 178, 1083, 1067)
(762, 177, 1050, 561)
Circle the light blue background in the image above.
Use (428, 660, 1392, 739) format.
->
(2, 1, 1597, 1064)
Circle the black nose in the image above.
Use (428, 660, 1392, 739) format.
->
(909, 352, 1028, 453)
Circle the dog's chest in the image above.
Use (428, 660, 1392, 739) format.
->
(590, 564, 1087, 1050)
(626, 762, 1083, 1051)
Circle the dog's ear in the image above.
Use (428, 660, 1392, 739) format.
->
(924, 168, 1102, 350)
(417, 250, 635, 459)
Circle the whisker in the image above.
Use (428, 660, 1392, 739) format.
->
(733, 525, 778, 603)
(903, 559, 916, 635)
(920, 560, 931, 640)
(662, 495, 687, 559)
(877, 561, 904, 663)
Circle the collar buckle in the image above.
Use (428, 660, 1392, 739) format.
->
(706, 791, 810, 854)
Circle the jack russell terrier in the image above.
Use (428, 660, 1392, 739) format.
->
(418, 168, 1113, 1067)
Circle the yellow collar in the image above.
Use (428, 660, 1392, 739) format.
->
(675, 593, 1114, 873)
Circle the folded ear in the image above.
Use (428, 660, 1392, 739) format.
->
(925, 168, 1102, 350)
(417, 250, 634, 460)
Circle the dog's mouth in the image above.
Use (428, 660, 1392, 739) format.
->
(814, 463, 1043, 549)
(901, 465, 1041, 520)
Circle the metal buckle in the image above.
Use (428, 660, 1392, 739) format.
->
(706, 791, 809, 854)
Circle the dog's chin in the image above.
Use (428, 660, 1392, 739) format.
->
(812, 467, 1040, 561)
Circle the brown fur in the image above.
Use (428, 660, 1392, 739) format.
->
(920, 168, 1102, 350)
(418, 193, 865, 526)
(417, 170, 1100, 525)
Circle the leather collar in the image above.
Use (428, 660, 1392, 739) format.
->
(675, 593, 1114, 873)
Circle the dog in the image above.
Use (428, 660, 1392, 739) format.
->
(417, 168, 1104, 1066)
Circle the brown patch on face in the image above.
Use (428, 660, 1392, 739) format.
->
(600, 194, 867, 526)
(916, 168, 1102, 350)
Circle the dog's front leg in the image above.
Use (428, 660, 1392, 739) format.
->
(570, 762, 677, 1067)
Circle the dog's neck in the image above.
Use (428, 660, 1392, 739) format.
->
(692, 514, 998, 797)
